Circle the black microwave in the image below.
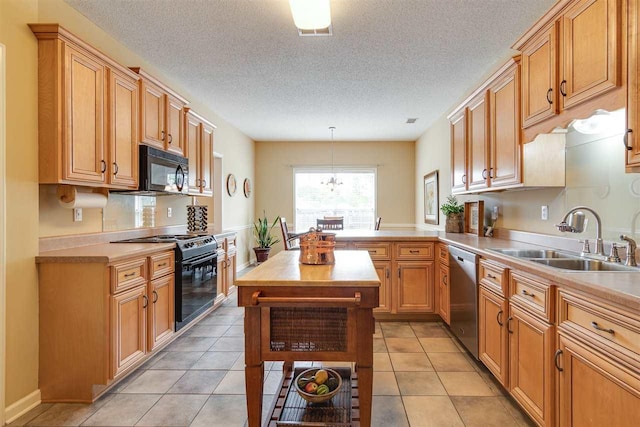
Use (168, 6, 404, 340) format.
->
(138, 145, 189, 195)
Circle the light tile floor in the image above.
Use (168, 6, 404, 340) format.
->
(10, 274, 534, 426)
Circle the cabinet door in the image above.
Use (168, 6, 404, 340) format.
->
(373, 261, 391, 313)
(166, 94, 185, 156)
(437, 263, 450, 324)
(226, 252, 237, 294)
(478, 286, 508, 387)
(108, 69, 138, 188)
(148, 274, 174, 351)
(111, 286, 146, 378)
(467, 92, 490, 191)
(508, 304, 555, 427)
(561, 0, 619, 109)
(489, 61, 521, 189)
(185, 112, 201, 193)
(450, 109, 467, 193)
(64, 45, 105, 183)
(557, 334, 640, 427)
(395, 261, 434, 313)
(521, 22, 559, 128)
(200, 122, 215, 196)
(140, 80, 164, 149)
(627, 0, 640, 169)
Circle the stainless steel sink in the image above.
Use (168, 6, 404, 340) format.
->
(488, 248, 576, 259)
(531, 258, 639, 272)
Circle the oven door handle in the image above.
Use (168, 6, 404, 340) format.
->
(182, 252, 217, 268)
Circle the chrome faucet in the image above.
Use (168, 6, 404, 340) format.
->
(556, 206, 605, 258)
(620, 235, 638, 267)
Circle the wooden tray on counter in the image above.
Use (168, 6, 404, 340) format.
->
(266, 367, 360, 426)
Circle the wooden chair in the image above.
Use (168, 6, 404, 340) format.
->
(279, 217, 299, 250)
(317, 218, 344, 230)
(375, 217, 382, 230)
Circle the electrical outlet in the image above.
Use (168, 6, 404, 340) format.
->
(73, 208, 83, 222)
(541, 205, 549, 221)
(491, 206, 499, 221)
(167, 207, 172, 218)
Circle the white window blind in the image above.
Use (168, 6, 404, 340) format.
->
(294, 168, 376, 231)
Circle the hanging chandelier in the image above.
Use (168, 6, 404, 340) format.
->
(321, 126, 343, 191)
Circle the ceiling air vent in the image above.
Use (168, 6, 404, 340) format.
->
(406, 118, 418, 124)
(298, 25, 333, 36)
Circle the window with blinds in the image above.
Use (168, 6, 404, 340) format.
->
(294, 168, 377, 231)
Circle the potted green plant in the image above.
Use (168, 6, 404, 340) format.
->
(440, 195, 464, 233)
(253, 211, 281, 263)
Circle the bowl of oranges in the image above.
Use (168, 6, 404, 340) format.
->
(294, 367, 342, 404)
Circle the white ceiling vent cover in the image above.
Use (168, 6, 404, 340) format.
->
(298, 25, 333, 36)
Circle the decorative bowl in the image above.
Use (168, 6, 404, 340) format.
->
(293, 367, 342, 404)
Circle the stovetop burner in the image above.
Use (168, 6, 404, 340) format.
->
(113, 234, 217, 246)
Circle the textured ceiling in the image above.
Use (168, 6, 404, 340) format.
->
(65, 0, 556, 141)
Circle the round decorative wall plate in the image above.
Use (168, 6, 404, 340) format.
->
(226, 174, 237, 196)
(243, 178, 252, 198)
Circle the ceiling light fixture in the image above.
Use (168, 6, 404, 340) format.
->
(289, 0, 332, 30)
(321, 126, 342, 192)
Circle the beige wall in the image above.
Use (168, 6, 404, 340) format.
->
(255, 140, 415, 254)
(1, 0, 255, 412)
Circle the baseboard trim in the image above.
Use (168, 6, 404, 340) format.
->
(5, 389, 41, 424)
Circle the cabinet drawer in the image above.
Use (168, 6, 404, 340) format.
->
(334, 242, 349, 250)
(353, 242, 391, 260)
(479, 259, 508, 297)
(149, 251, 174, 280)
(509, 271, 554, 322)
(558, 290, 640, 358)
(438, 244, 449, 266)
(395, 243, 434, 260)
(111, 257, 147, 294)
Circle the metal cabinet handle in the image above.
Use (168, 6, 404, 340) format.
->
(554, 349, 563, 372)
(409, 250, 420, 254)
(489, 167, 494, 179)
(142, 295, 148, 308)
(100, 160, 107, 173)
(398, 268, 401, 278)
(591, 321, 615, 334)
(157, 262, 167, 267)
(507, 316, 513, 334)
(497, 310, 503, 326)
(560, 80, 567, 97)
(385, 267, 390, 279)
(124, 272, 135, 278)
(201, 179, 206, 188)
(168, 134, 173, 144)
(113, 162, 119, 175)
(153, 290, 158, 303)
(521, 289, 536, 298)
(442, 274, 447, 286)
(482, 169, 487, 179)
(161, 130, 165, 141)
(462, 174, 466, 184)
(487, 273, 497, 280)
(624, 129, 633, 151)
(546, 88, 553, 104)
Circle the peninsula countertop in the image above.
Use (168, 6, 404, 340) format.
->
(235, 250, 381, 287)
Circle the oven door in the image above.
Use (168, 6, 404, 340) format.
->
(176, 251, 217, 330)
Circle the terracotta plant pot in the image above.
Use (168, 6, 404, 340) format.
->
(445, 213, 464, 233)
(254, 247, 271, 263)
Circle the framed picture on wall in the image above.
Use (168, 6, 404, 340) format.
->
(424, 170, 439, 225)
(464, 200, 484, 236)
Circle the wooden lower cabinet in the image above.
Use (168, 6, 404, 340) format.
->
(478, 285, 508, 387)
(394, 261, 435, 313)
(148, 273, 175, 351)
(373, 261, 392, 313)
(111, 285, 147, 378)
(556, 333, 640, 427)
(437, 263, 450, 324)
(508, 303, 555, 427)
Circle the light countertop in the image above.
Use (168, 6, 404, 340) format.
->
(36, 242, 176, 264)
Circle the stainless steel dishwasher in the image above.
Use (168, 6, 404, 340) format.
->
(448, 245, 479, 359)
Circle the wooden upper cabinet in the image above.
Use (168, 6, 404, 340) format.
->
(64, 45, 106, 184)
(30, 24, 140, 189)
(450, 109, 467, 193)
(108, 69, 139, 188)
(521, 22, 559, 128)
(627, 0, 640, 171)
(185, 108, 216, 197)
(133, 68, 188, 156)
(489, 60, 522, 188)
(561, 0, 619, 109)
(467, 92, 490, 192)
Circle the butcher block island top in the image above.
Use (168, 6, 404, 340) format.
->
(237, 250, 380, 427)
(235, 250, 381, 287)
